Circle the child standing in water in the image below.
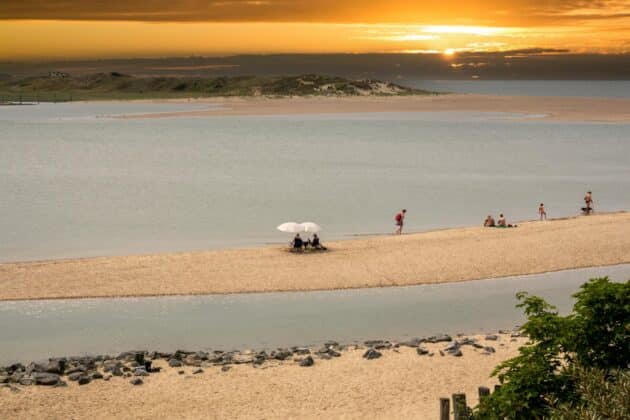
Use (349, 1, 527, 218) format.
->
(539, 203, 547, 220)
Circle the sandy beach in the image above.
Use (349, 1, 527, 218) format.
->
(121, 94, 630, 122)
(0, 334, 526, 420)
(1, 212, 629, 301)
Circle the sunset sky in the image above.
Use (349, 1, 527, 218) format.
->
(1, 1, 629, 60)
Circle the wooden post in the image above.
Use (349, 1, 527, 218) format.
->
(478, 386, 490, 401)
(452, 393, 467, 420)
(440, 397, 450, 420)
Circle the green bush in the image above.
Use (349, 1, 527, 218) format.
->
(473, 278, 629, 419)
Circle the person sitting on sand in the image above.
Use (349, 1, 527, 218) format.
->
(497, 214, 507, 227)
(484, 215, 495, 227)
(292, 234, 304, 251)
(539, 203, 547, 220)
(311, 234, 327, 250)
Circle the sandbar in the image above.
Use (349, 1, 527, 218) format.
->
(1, 212, 629, 301)
(120, 94, 630, 122)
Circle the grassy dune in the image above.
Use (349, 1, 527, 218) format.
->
(0, 73, 433, 101)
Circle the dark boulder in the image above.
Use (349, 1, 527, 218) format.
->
(363, 348, 382, 360)
(78, 375, 91, 385)
(299, 356, 314, 367)
(168, 359, 183, 368)
(130, 378, 143, 385)
(416, 347, 429, 356)
(34, 372, 60, 386)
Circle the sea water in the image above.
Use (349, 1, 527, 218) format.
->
(1, 100, 629, 262)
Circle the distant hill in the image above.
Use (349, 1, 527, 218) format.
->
(0, 73, 434, 101)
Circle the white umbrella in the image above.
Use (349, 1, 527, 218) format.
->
(277, 222, 305, 233)
(301, 222, 322, 233)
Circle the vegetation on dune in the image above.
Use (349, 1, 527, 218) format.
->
(0, 72, 434, 101)
(471, 278, 629, 419)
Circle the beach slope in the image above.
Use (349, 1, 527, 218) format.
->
(1, 212, 629, 301)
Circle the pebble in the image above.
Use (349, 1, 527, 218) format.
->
(130, 378, 143, 386)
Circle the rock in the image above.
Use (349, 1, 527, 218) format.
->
(91, 372, 103, 380)
(33, 373, 59, 386)
(364, 340, 391, 350)
(472, 343, 484, 349)
(511, 332, 521, 338)
(178, 370, 185, 375)
(299, 356, 314, 367)
(130, 378, 143, 386)
(19, 377, 35, 386)
(0, 375, 8, 384)
(484, 346, 496, 353)
(192, 369, 204, 375)
(452, 349, 463, 357)
(318, 354, 332, 360)
(78, 376, 91, 385)
(363, 348, 382, 360)
(439, 350, 445, 356)
(65, 366, 86, 375)
(111, 366, 123, 376)
(291, 347, 311, 355)
(221, 366, 231, 372)
(324, 341, 339, 349)
(426, 334, 452, 343)
(103, 374, 112, 381)
(9, 372, 24, 383)
(399, 338, 424, 348)
(485, 334, 499, 341)
(416, 347, 429, 356)
(232, 353, 255, 364)
(134, 352, 145, 365)
(273, 349, 293, 361)
(54, 380, 67, 387)
(25, 363, 46, 376)
(68, 372, 83, 381)
(46, 359, 66, 375)
(168, 359, 183, 368)
(144, 361, 152, 372)
(443, 341, 461, 354)
(134, 368, 149, 376)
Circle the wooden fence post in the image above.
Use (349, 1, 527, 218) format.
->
(478, 386, 490, 401)
(440, 397, 450, 420)
(452, 393, 467, 420)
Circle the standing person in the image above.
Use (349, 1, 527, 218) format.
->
(394, 209, 407, 235)
(584, 191, 593, 213)
(538, 203, 547, 220)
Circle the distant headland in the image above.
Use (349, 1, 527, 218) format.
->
(0, 73, 434, 102)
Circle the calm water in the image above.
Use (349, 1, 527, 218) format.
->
(406, 80, 630, 98)
(1, 264, 628, 364)
(1, 101, 630, 262)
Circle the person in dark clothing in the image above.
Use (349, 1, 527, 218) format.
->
(292, 234, 304, 251)
(311, 234, 327, 250)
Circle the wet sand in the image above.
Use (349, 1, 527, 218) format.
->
(0, 334, 526, 420)
(1, 212, 629, 301)
(120, 94, 630, 122)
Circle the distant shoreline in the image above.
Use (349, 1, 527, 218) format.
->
(1, 212, 628, 301)
(111, 94, 630, 123)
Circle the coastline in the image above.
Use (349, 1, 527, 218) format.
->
(1, 212, 629, 301)
(0, 332, 527, 419)
(115, 94, 630, 122)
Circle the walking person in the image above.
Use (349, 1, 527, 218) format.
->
(394, 209, 406, 235)
(538, 203, 547, 220)
(584, 191, 593, 214)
